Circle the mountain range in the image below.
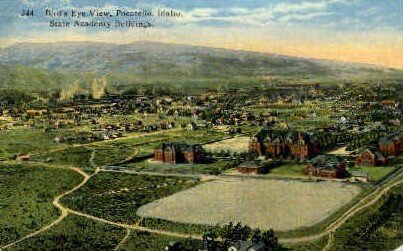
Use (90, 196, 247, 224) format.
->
(0, 41, 401, 93)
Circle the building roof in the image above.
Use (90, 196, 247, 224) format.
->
(310, 154, 345, 169)
(248, 242, 266, 251)
(351, 171, 369, 178)
(229, 240, 253, 251)
(155, 142, 205, 153)
(239, 161, 262, 169)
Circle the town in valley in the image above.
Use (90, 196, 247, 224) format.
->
(0, 41, 402, 251)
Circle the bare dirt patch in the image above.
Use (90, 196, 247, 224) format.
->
(137, 178, 361, 231)
(204, 136, 250, 153)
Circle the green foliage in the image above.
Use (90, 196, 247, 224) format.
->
(61, 172, 200, 224)
(140, 218, 208, 235)
(0, 89, 34, 105)
(35, 146, 93, 169)
(283, 236, 328, 251)
(332, 184, 403, 251)
(220, 222, 252, 247)
(216, 222, 280, 250)
(9, 215, 125, 250)
(0, 128, 67, 159)
(0, 163, 81, 246)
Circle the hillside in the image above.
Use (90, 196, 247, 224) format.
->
(0, 41, 402, 93)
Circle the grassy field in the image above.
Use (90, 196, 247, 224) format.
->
(28, 129, 228, 175)
(8, 215, 125, 250)
(350, 166, 397, 182)
(91, 145, 137, 166)
(137, 178, 361, 231)
(34, 146, 93, 169)
(283, 236, 329, 251)
(61, 172, 200, 224)
(0, 162, 82, 246)
(98, 113, 191, 127)
(267, 164, 307, 179)
(125, 159, 232, 175)
(204, 136, 249, 153)
(331, 183, 403, 251)
(119, 230, 202, 251)
(0, 128, 67, 159)
(96, 129, 226, 148)
(140, 218, 209, 236)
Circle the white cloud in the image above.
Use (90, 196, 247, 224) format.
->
(278, 12, 333, 22)
(272, 2, 327, 14)
(177, 1, 332, 27)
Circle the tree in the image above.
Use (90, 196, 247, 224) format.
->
(220, 222, 252, 248)
(261, 229, 279, 250)
(251, 229, 262, 243)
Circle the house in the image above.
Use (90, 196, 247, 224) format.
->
(355, 148, 387, 166)
(380, 100, 397, 109)
(379, 136, 402, 156)
(187, 122, 198, 131)
(306, 155, 347, 179)
(15, 154, 31, 161)
(237, 161, 268, 174)
(154, 142, 205, 164)
(350, 171, 370, 183)
(248, 137, 262, 156)
(228, 240, 266, 251)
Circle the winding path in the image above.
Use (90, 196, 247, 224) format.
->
(2, 162, 401, 250)
(113, 229, 132, 251)
(1, 167, 97, 250)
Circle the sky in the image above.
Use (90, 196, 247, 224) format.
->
(0, 0, 402, 68)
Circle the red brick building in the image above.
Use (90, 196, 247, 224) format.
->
(379, 136, 402, 156)
(355, 148, 387, 166)
(249, 130, 318, 159)
(237, 161, 267, 174)
(154, 142, 205, 164)
(305, 155, 347, 179)
(248, 137, 262, 156)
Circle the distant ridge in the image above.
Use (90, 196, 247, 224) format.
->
(0, 41, 401, 93)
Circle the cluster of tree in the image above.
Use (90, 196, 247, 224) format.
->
(219, 222, 279, 249)
(172, 222, 282, 251)
(346, 127, 399, 151)
(0, 90, 34, 106)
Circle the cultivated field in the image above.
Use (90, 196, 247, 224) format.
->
(137, 178, 361, 231)
(204, 136, 250, 153)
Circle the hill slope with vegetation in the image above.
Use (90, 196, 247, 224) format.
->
(1, 42, 402, 95)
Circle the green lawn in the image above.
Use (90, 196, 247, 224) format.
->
(351, 166, 396, 182)
(92, 146, 137, 166)
(268, 164, 308, 179)
(125, 159, 232, 175)
(0, 128, 67, 159)
(30, 129, 228, 174)
(61, 172, 200, 224)
(0, 162, 82, 246)
(283, 236, 328, 251)
(34, 146, 93, 170)
(139, 218, 209, 236)
(9, 215, 125, 250)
